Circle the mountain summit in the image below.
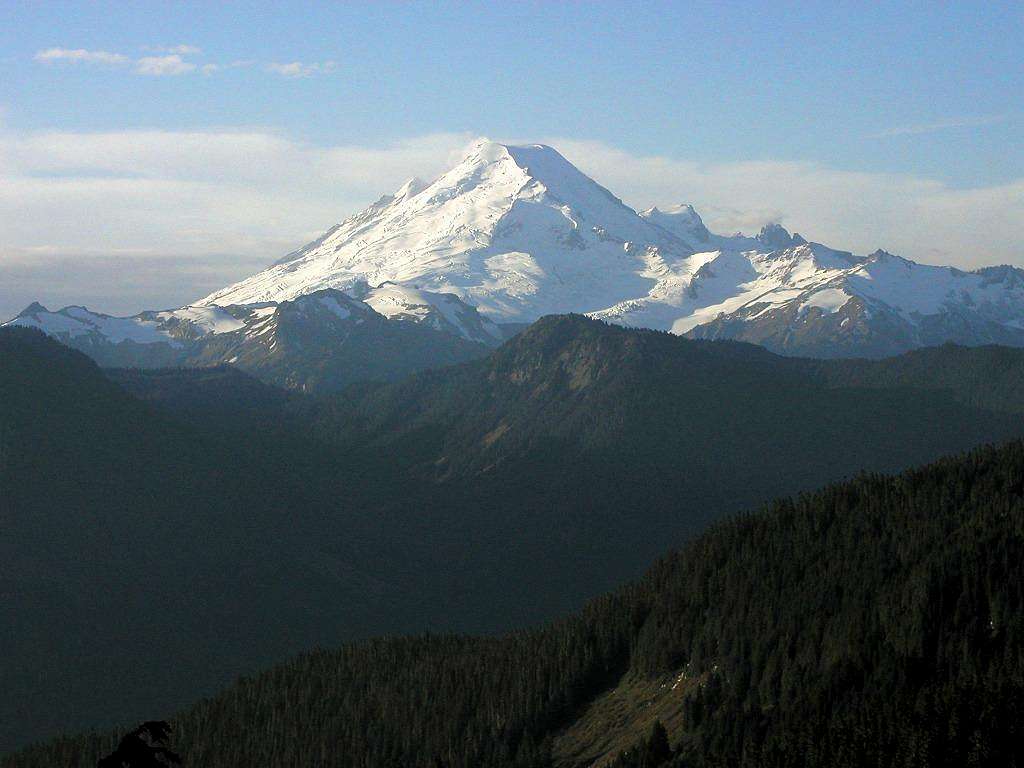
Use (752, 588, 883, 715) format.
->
(200, 139, 692, 320)
(197, 138, 1024, 357)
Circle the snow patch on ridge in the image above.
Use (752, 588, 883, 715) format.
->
(317, 295, 352, 321)
(800, 288, 852, 315)
(155, 306, 246, 335)
(360, 282, 504, 343)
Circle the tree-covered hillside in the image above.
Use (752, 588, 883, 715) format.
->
(0, 328, 426, 751)
(301, 316, 1024, 487)
(5, 318, 1024, 753)
(9, 440, 1023, 768)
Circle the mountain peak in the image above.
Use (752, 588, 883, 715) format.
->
(757, 223, 800, 250)
(199, 138, 672, 317)
(16, 301, 49, 318)
(448, 139, 600, 197)
(457, 137, 563, 163)
(394, 176, 428, 200)
(455, 137, 516, 168)
(450, 139, 592, 191)
(640, 203, 711, 244)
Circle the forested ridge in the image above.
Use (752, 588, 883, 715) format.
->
(8, 440, 1024, 768)
(6, 318, 1024, 755)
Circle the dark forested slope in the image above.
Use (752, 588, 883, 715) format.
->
(305, 315, 1024, 489)
(5, 319, 1024, 754)
(808, 342, 1024, 413)
(9, 441, 1024, 768)
(0, 329, 440, 751)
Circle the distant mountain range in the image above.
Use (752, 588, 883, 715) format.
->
(5, 318, 1024, 752)
(6, 288, 501, 392)
(6, 139, 1024, 374)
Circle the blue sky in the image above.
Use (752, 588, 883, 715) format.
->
(0, 1, 1022, 316)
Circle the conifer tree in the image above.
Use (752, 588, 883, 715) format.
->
(644, 720, 672, 767)
(96, 722, 180, 768)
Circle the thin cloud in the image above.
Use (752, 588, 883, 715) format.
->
(33, 48, 340, 79)
(870, 114, 1007, 138)
(34, 48, 128, 65)
(135, 55, 197, 76)
(34, 46, 201, 75)
(266, 61, 338, 78)
(142, 44, 201, 55)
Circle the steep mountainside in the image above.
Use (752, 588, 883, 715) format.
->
(5, 321, 1024, 754)
(10, 440, 1024, 768)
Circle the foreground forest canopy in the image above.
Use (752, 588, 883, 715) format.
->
(5, 318, 1024, 752)
(8, 440, 1024, 768)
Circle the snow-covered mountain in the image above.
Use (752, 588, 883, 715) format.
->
(4, 291, 492, 391)
(200, 139, 696, 320)
(8, 138, 1024, 362)
(592, 230, 1024, 353)
(197, 138, 1024, 357)
(681, 251, 1024, 357)
(10, 301, 245, 345)
(6, 302, 248, 367)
